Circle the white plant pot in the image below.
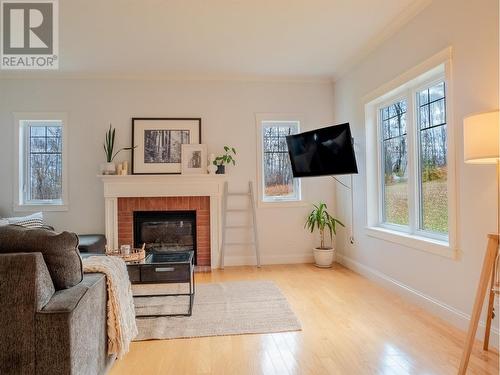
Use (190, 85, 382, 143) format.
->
(101, 162, 116, 175)
(313, 247, 335, 268)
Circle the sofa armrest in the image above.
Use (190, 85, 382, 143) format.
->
(40, 275, 98, 312)
(35, 273, 112, 375)
(0, 253, 55, 375)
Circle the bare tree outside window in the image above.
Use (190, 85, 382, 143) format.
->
(380, 81, 448, 234)
(262, 121, 299, 200)
(28, 123, 63, 201)
(417, 82, 448, 234)
(381, 100, 409, 226)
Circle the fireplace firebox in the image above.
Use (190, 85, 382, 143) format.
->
(133, 211, 197, 263)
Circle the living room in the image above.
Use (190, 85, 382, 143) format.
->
(0, 0, 498, 374)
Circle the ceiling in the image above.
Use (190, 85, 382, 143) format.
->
(3, 0, 430, 80)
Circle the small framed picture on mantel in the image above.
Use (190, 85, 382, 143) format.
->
(132, 118, 201, 174)
(181, 144, 207, 174)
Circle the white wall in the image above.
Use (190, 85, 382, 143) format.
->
(0, 78, 336, 265)
(332, 0, 499, 344)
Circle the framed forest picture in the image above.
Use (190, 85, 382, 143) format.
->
(132, 118, 201, 174)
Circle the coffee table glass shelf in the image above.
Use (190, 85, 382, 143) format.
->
(126, 251, 195, 317)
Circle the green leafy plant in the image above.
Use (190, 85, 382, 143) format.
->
(305, 202, 345, 249)
(103, 124, 136, 162)
(213, 146, 236, 166)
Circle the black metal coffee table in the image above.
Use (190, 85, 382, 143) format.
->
(126, 251, 195, 317)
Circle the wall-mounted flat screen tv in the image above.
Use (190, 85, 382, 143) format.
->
(286, 123, 358, 177)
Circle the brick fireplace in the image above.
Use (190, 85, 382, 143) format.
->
(100, 174, 225, 269)
(117, 196, 210, 266)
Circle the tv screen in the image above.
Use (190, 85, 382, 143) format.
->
(286, 123, 358, 177)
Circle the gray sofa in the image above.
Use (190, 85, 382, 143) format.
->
(0, 225, 114, 375)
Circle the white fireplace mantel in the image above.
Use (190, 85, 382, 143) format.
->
(98, 174, 226, 268)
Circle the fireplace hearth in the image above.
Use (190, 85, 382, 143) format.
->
(133, 210, 197, 263)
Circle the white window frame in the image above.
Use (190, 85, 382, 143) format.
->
(255, 113, 304, 208)
(364, 48, 458, 259)
(14, 112, 69, 212)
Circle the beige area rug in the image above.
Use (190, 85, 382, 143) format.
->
(132, 280, 301, 341)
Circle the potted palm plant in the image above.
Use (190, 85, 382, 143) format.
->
(305, 202, 345, 268)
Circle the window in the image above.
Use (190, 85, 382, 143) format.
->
(15, 113, 68, 210)
(378, 80, 448, 238)
(256, 115, 301, 205)
(365, 50, 456, 258)
(380, 99, 409, 227)
(416, 82, 448, 234)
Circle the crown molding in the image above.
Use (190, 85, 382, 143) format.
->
(0, 0, 431, 85)
(0, 71, 334, 84)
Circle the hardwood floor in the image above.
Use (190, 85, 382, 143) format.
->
(110, 264, 499, 375)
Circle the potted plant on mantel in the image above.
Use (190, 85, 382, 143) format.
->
(213, 146, 236, 174)
(102, 124, 136, 175)
(305, 202, 345, 268)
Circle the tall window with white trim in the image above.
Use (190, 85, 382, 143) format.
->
(16, 114, 68, 210)
(365, 52, 456, 257)
(259, 120, 301, 202)
(26, 123, 63, 201)
(377, 77, 449, 238)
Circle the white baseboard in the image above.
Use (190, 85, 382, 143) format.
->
(336, 253, 499, 349)
(222, 253, 314, 267)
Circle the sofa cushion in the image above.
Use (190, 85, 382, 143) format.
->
(6, 212, 44, 228)
(0, 225, 83, 290)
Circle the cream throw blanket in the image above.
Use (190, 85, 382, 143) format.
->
(83, 256, 138, 358)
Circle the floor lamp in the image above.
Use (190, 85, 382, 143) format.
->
(458, 110, 499, 375)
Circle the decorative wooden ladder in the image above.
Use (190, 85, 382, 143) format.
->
(219, 181, 260, 269)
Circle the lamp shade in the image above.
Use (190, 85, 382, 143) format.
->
(463, 111, 499, 164)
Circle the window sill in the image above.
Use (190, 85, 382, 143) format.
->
(365, 226, 458, 260)
(258, 200, 308, 209)
(14, 204, 69, 212)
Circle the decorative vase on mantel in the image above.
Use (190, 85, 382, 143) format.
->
(101, 162, 116, 175)
(208, 165, 217, 174)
